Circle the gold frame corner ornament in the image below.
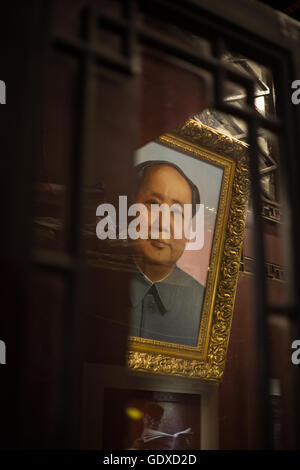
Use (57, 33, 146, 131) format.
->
(128, 119, 250, 382)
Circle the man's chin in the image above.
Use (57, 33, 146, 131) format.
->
(137, 246, 172, 266)
(134, 240, 182, 267)
(143, 254, 171, 266)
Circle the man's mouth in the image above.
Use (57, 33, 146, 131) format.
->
(150, 239, 170, 249)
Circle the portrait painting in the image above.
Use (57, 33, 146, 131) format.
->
(127, 119, 250, 381)
(81, 363, 217, 449)
(102, 388, 201, 450)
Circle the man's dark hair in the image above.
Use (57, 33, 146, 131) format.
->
(144, 401, 164, 421)
(134, 160, 200, 217)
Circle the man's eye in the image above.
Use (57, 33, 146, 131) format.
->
(146, 199, 158, 205)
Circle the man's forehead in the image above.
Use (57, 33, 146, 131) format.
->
(143, 164, 192, 191)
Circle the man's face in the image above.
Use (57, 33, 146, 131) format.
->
(133, 164, 193, 267)
(143, 413, 162, 430)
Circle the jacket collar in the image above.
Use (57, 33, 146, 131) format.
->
(130, 266, 178, 314)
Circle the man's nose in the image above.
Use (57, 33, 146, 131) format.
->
(151, 206, 171, 236)
(158, 211, 168, 232)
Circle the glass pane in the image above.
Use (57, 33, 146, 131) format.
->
(33, 52, 79, 253)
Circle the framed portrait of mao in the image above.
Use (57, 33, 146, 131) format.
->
(126, 119, 250, 381)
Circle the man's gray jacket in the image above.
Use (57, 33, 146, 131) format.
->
(129, 265, 205, 347)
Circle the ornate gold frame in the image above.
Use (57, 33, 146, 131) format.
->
(128, 119, 250, 381)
